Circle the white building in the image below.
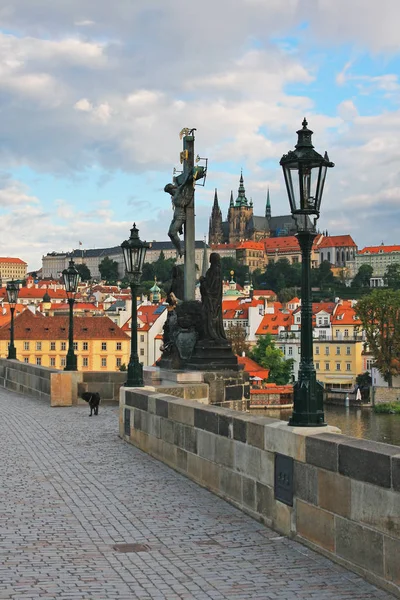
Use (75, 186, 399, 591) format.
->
(355, 243, 400, 279)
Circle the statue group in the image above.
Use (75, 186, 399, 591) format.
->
(157, 129, 238, 371)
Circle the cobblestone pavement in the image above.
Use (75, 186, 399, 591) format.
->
(0, 390, 396, 600)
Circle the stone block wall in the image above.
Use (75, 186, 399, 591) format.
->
(0, 358, 54, 402)
(373, 386, 400, 404)
(79, 371, 126, 401)
(120, 387, 400, 598)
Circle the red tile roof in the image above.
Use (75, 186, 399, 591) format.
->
(0, 257, 27, 264)
(210, 243, 239, 250)
(237, 355, 270, 380)
(236, 241, 265, 250)
(255, 309, 293, 335)
(358, 244, 400, 254)
(318, 235, 357, 248)
(332, 301, 362, 326)
(0, 309, 129, 340)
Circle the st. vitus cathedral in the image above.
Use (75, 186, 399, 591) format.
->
(208, 173, 298, 245)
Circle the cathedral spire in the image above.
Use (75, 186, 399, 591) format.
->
(229, 190, 234, 208)
(235, 171, 248, 207)
(265, 188, 271, 220)
(213, 188, 219, 209)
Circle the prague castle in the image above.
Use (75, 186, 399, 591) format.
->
(208, 173, 298, 245)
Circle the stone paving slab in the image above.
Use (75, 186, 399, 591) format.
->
(0, 389, 396, 600)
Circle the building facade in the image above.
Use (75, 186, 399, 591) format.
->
(0, 257, 27, 283)
(0, 309, 130, 371)
(355, 244, 400, 279)
(208, 174, 299, 245)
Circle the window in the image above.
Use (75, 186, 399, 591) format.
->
(83, 342, 88, 351)
(344, 329, 349, 337)
(324, 317, 329, 325)
(298, 347, 301, 354)
(346, 363, 351, 371)
(73, 342, 78, 351)
(366, 359, 373, 371)
(325, 347, 329, 355)
(24, 341, 30, 351)
(116, 342, 122, 351)
(346, 346, 351, 355)
(140, 348, 145, 356)
(325, 362, 330, 371)
(83, 357, 88, 367)
(319, 330, 327, 339)
(288, 347, 293, 355)
(116, 357, 122, 368)
(101, 342, 107, 351)
(61, 357, 66, 367)
(315, 362, 320, 370)
(61, 342, 66, 351)
(50, 342, 56, 351)
(36, 342, 42, 351)
(101, 357, 107, 367)
(36, 357, 41, 366)
(50, 357, 56, 367)
(335, 329, 340, 338)
(336, 347, 341, 355)
(336, 363, 341, 371)
(140, 335, 144, 342)
(24, 357, 29, 364)
(315, 346, 320, 355)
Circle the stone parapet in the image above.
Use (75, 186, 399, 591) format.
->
(120, 387, 400, 598)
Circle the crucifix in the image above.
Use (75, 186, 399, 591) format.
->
(164, 128, 207, 301)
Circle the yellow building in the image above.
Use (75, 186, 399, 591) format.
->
(314, 300, 364, 389)
(263, 235, 322, 268)
(0, 309, 130, 371)
(236, 241, 265, 272)
(314, 339, 364, 389)
(0, 257, 27, 283)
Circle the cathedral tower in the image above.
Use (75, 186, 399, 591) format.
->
(227, 172, 253, 243)
(208, 189, 224, 245)
(265, 188, 271, 220)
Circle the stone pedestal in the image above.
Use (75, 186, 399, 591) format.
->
(143, 366, 249, 408)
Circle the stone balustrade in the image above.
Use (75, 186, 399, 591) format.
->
(120, 387, 400, 598)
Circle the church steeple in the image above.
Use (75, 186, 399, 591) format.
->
(208, 188, 224, 245)
(265, 188, 271, 220)
(235, 171, 248, 207)
(229, 190, 234, 208)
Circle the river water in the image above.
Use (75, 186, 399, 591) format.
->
(252, 405, 400, 448)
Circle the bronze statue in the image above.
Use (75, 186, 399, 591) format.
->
(200, 252, 227, 342)
(164, 170, 194, 257)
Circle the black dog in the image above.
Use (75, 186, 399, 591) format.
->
(81, 392, 100, 416)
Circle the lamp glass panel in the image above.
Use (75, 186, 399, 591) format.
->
(6, 282, 18, 305)
(315, 164, 327, 211)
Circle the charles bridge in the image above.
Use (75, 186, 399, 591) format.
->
(0, 358, 399, 599)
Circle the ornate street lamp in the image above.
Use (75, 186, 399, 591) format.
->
(62, 257, 80, 371)
(280, 118, 334, 426)
(6, 280, 19, 359)
(121, 223, 150, 387)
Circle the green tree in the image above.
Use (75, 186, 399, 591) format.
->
(351, 264, 373, 288)
(356, 289, 400, 387)
(356, 371, 372, 387)
(76, 263, 91, 282)
(384, 263, 400, 290)
(249, 334, 294, 385)
(220, 257, 249, 286)
(153, 252, 176, 283)
(277, 287, 298, 305)
(312, 260, 337, 287)
(225, 324, 250, 356)
(98, 256, 119, 282)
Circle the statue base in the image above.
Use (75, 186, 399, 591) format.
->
(157, 339, 240, 372)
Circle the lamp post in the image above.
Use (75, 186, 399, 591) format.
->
(121, 223, 150, 387)
(6, 280, 19, 359)
(62, 258, 80, 371)
(280, 118, 334, 426)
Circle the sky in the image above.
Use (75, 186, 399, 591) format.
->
(0, 0, 400, 271)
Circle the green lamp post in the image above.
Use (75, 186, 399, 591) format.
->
(6, 280, 19, 360)
(280, 118, 334, 426)
(121, 223, 150, 387)
(62, 258, 80, 371)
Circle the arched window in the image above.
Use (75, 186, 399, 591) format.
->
(327, 251, 331, 263)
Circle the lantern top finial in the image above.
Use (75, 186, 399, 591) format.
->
(302, 117, 308, 128)
(296, 118, 314, 149)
